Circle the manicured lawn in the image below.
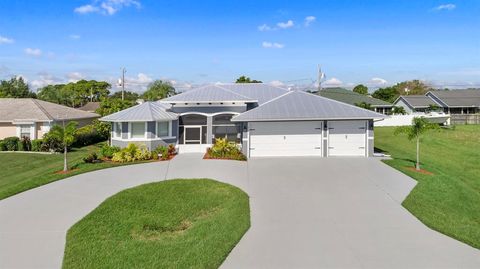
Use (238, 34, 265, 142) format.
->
(0, 143, 134, 200)
(63, 179, 250, 269)
(375, 125, 480, 249)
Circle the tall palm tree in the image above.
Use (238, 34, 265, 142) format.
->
(394, 117, 439, 170)
(49, 121, 78, 172)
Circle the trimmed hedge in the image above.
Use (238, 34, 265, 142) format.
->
(3, 137, 19, 151)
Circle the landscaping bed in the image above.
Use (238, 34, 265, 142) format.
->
(63, 179, 250, 269)
(375, 125, 480, 249)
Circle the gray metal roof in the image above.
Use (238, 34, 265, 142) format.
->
(395, 95, 438, 108)
(217, 83, 289, 104)
(100, 101, 178, 122)
(427, 90, 480, 107)
(232, 90, 385, 122)
(0, 98, 99, 123)
(161, 84, 257, 103)
(319, 87, 393, 107)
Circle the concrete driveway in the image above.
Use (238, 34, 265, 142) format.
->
(0, 155, 479, 268)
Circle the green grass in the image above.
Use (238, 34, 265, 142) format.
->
(63, 179, 250, 269)
(0, 143, 137, 200)
(375, 125, 480, 249)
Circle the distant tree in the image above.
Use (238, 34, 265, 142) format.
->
(235, 76, 262, 83)
(353, 84, 368, 95)
(354, 102, 373, 110)
(110, 91, 139, 101)
(141, 80, 176, 101)
(372, 87, 398, 103)
(37, 84, 65, 104)
(392, 106, 406, 115)
(394, 117, 439, 171)
(0, 77, 36, 98)
(37, 80, 111, 107)
(48, 121, 78, 172)
(96, 98, 136, 116)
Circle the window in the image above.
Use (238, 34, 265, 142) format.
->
(212, 114, 241, 143)
(114, 122, 122, 138)
(157, 121, 170, 137)
(131, 122, 145, 138)
(20, 125, 31, 138)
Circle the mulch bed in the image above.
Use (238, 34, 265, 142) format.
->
(203, 152, 246, 161)
(54, 169, 79, 175)
(405, 166, 434, 175)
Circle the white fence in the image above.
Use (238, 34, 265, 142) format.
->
(375, 115, 417, 127)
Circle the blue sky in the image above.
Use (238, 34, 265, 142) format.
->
(0, 0, 479, 92)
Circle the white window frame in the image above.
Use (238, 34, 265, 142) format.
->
(156, 121, 172, 138)
(113, 122, 122, 139)
(128, 122, 148, 140)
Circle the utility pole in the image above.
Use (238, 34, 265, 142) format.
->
(317, 65, 325, 92)
(121, 67, 126, 101)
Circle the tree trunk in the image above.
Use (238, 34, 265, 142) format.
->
(416, 136, 420, 170)
(64, 145, 68, 172)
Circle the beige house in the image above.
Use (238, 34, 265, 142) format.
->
(0, 98, 100, 140)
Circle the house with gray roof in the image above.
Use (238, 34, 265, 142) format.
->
(318, 88, 394, 114)
(0, 98, 99, 140)
(100, 83, 385, 158)
(393, 95, 440, 114)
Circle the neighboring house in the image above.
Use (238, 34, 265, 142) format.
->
(101, 84, 385, 158)
(318, 88, 394, 114)
(0, 98, 100, 140)
(426, 90, 480, 114)
(393, 95, 440, 114)
(394, 90, 480, 115)
(78, 102, 101, 113)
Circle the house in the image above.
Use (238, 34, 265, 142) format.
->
(78, 102, 101, 113)
(426, 90, 480, 114)
(318, 87, 394, 114)
(100, 83, 385, 158)
(0, 98, 100, 140)
(393, 95, 440, 114)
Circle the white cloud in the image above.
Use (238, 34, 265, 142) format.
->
(269, 80, 285, 87)
(66, 72, 85, 82)
(115, 73, 153, 92)
(69, 34, 81, 40)
(30, 72, 63, 89)
(258, 24, 272, 31)
(277, 20, 294, 29)
(304, 16, 316, 26)
(0, 35, 14, 44)
(434, 4, 456, 11)
(74, 0, 141, 15)
(24, 48, 42, 57)
(74, 4, 99, 14)
(262, 41, 284, 49)
(323, 77, 343, 87)
(368, 77, 388, 87)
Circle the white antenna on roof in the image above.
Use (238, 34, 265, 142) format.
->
(318, 65, 326, 92)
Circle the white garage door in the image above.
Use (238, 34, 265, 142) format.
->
(328, 121, 367, 157)
(249, 121, 323, 157)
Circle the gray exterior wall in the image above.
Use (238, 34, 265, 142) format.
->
(368, 119, 374, 157)
(395, 99, 415, 114)
(147, 121, 156, 139)
(241, 122, 249, 156)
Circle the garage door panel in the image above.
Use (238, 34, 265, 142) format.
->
(328, 121, 366, 157)
(249, 121, 323, 157)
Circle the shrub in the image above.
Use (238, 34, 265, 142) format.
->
(99, 144, 120, 159)
(111, 143, 152, 163)
(3, 137, 19, 151)
(153, 144, 175, 160)
(42, 132, 63, 152)
(73, 124, 107, 147)
(18, 137, 32, 151)
(83, 152, 100, 163)
(207, 138, 246, 161)
(31, 139, 43, 152)
(0, 140, 6, 151)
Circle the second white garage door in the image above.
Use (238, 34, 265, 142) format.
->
(249, 121, 323, 157)
(328, 120, 367, 157)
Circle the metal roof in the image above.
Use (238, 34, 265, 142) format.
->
(217, 83, 289, 104)
(100, 101, 178, 122)
(319, 87, 393, 107)
(394, 95, 438, 108)
(0, 98, 99, 122)
(427, 90, 480, 107)
(160, 84, 257, 103)
(232, 90, 385, 122)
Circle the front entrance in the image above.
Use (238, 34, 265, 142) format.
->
(184, 126, 202, 144)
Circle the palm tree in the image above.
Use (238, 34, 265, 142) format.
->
(394, 117, 439, 170)
(49, 121, 78, 172)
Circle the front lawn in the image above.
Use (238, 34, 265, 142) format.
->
(0, 143, 135, 200)
(63, 179, 250, 269)
(375, 125, 480, 249)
